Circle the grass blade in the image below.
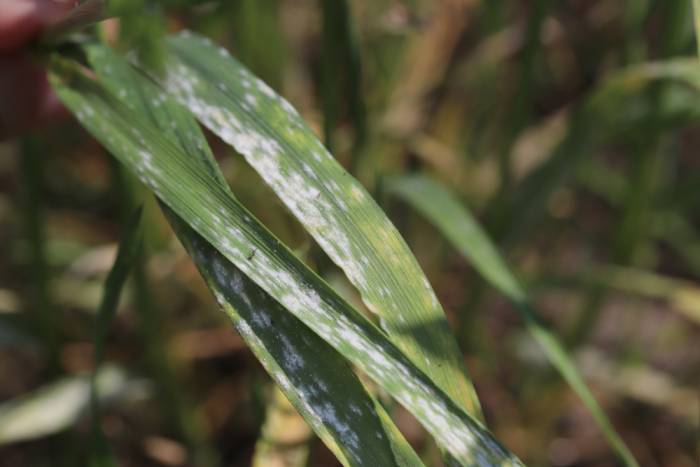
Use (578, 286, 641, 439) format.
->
(498, 58, 700, 246)
(321, 0, 366, 157)
(47, 54, 522, 466)
(91, 206, 142, 372)
(693, 0, 700, 58)
(89, 206, 142, 467)
(0, 366, 138, 445)
(82, 42, 426, 467)
(20, 135, 59, 376)
(385, 173, 640, 467)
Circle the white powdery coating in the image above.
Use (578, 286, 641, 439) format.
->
(202, 250, 368, 455)
(257, 79, 276, 99)
(135, 150, 163, 181)
(314, 314, 513, 464)
(189, 148, 493, 459)
(244, 93, 257, 108)
(161, 54, 404, 302)
(164, 63, 372, 293)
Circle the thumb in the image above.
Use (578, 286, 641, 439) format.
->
(0, 0, 74, 140)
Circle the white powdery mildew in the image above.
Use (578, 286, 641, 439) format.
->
(231, 271, 244, 294)
(234, 316, 265, 352)
(280, 98, 296, 116)
(317, 401, 360, 450)
(349, 186, 364, 200)
(168, 52, 379, 301)
(256, 78, 276, 99)
(213, 290, 225, 304)
(208, 252, 311, 378)
(398, 389, 477, 462)
(378, 317, 389, 334)
(216, 289, 368, 457)
(161, 55, 383, 302)
(136, 150, 162, 180)
(346, 319, 504, 462)
(244, 93, 257, 108)
(314, 309, 507, 464)
(301, 162, 316, 179)
(82, 104, 94, 117)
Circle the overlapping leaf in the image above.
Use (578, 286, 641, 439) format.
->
(47, 54, 522, 466)
(386, 174, 639, 467)
(144, 29, 482, 418)
(81, 43, 425, 467)
(139, 31, 487, 466)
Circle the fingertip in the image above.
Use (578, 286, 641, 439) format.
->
(0, 53, 69, 141)
(0, 1, 41, 51)
(38, 80, 70, 124)
(0, 0, 75, 51)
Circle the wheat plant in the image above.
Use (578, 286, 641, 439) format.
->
(2, 0, 700, 466)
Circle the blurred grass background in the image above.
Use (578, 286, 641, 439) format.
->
(1, 0, 700, 465)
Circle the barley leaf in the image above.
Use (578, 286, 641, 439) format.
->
(385, 173, 639, 467)
(81, 42, 426, 467)
(47, 52, 520, 464)
(140, 31, 483, 421)
(47, 55, 520, 467)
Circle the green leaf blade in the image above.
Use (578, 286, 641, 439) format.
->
(48, 56, 522, 466)
(148, 31, 482, 421)
(81, 43, 426, 467)
(386, 174, 639, 467)
(90, 205, 142, 467)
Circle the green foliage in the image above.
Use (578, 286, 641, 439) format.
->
(386, 174, 638, 467)
(4, 1, 700, 465)
(89, 205, 141, 467)
(47, 44, 522, 465)
(83, 41, 424, 467)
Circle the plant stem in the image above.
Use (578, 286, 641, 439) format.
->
(20, 134, 60, 376)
